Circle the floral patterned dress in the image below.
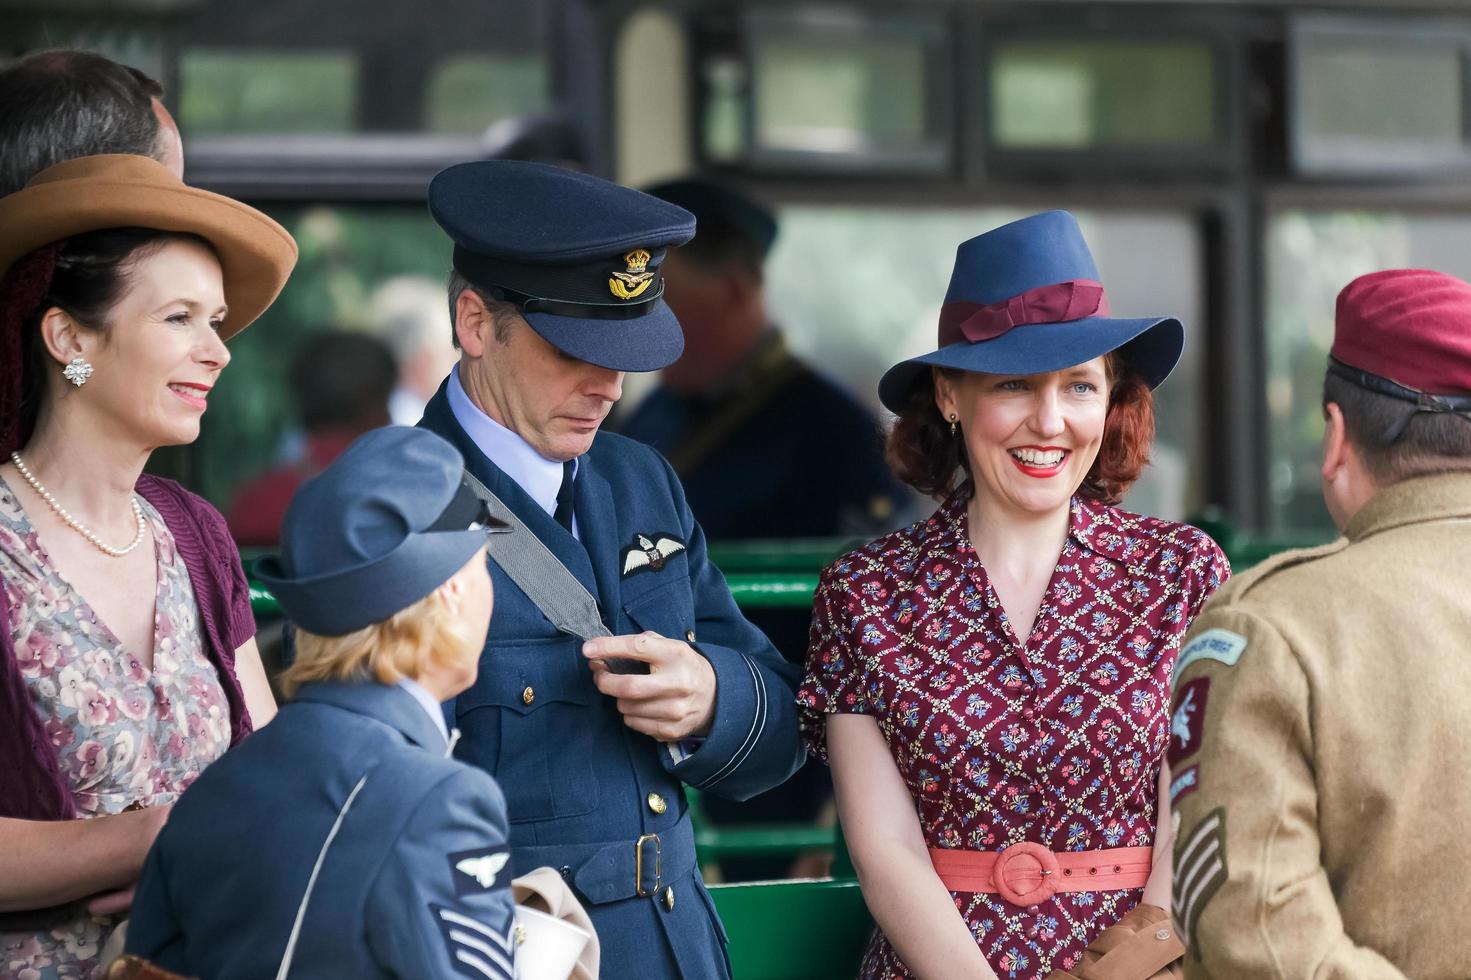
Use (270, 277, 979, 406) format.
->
(798, 494, 1228, 979)
(0, 476, 232, 980)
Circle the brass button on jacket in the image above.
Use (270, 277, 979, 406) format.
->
(662, 886, 676, 911)
(522, 686, 535, 706)
(685, 630, 696, 643)
(647, 792, 667, 814)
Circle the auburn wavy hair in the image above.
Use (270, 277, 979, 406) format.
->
(886, 353, 1155, 505)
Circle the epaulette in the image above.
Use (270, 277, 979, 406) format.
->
(1219, 538, 1349, 604)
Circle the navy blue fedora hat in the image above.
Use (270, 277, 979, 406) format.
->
(255, 427, 508, 637)
(429, 160, 696, 372)
(877, 210, 1184, 413)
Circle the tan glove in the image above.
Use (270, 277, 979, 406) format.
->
(1045, 903, 1184, 980)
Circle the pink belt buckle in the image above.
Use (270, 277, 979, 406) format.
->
(992, 842, 1061, 906)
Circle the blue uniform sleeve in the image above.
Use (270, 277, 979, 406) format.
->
(654, 455, 805, 800)
(365, 767, 519, 980)
(123, 833, 189, 971)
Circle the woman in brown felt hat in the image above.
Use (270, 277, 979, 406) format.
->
(0, 154, 296, 979)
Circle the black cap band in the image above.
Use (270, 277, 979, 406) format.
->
(1328, 356, 1471, 442)
(454, 244, 666, 320)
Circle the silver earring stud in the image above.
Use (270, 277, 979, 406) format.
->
(62, 357, 93, 387)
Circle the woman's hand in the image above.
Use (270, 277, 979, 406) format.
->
(0, 805, 172, 913)
(828, 714, 999, 980)
(1141, 759, 1174, 910)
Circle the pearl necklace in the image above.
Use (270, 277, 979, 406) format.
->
(9, 451, 146, 558)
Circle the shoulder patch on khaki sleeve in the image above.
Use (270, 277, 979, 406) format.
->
(1173, 807, 1228, 954)
(1173, 628, 1247, 684)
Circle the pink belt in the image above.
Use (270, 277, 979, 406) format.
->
(929, 843, 1153, 906)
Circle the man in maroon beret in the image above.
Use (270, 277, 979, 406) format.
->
(1170, 269, 1471, 979)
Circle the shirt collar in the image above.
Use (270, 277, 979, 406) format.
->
(1343, 471, 1471, 542)
(447, 364, 576, 518)
(396, 678, 450, 747)
(924, 490, 1136, 566)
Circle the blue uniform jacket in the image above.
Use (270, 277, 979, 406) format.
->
(420, 383, 805, 978)
(126, 681, 518, 980)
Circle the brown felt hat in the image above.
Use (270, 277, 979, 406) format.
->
(0, 154, 296, 339)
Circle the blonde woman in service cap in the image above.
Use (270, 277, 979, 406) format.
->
(0, 154, 295, 979)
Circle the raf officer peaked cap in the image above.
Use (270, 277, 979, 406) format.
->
(429, 160, 696, 372)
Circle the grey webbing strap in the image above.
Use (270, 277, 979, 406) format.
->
(461, 471, 612, 641)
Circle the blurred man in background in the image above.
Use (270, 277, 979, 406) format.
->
(229, 331, 397, 546)
(0, 49, 183, 195)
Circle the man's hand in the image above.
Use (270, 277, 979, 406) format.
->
(583, 632, 717, 741)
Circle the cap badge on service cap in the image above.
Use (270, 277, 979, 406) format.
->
(610, 249, 655, 300)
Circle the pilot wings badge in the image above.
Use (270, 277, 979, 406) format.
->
(621, 532, 686, 577)
(609, 249, 655, 300)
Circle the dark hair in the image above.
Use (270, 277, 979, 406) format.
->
(17, 229, 212, 442)
(886, 354, 1156, 505)
(1323, 371, 1471, 483)
(674, 215, 765, 280)
(0, 50, 165, 197)
(446, 269, 519, 350)
(290, 332, 398, 433)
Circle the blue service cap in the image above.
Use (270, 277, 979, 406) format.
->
(429, 160, 696, 372)
(255, 427, 508, 637)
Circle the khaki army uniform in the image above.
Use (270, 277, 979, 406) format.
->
(1170, 472, 1471, 979)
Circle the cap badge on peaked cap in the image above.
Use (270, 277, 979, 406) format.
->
(610, 249, 655, 300)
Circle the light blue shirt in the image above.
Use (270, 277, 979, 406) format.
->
(397, 678, 451, 748)
(447, 365, 578, 537)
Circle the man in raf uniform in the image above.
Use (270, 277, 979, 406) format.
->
(1171, 269, 1471, 979)
(417, 160, 805, 978)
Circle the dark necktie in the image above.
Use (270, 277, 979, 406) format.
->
(553, 459, 576, 533)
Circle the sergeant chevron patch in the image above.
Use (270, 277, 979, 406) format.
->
(1173, 808, 1227, 953)
(621, 532, 686, 577)
(432, 904, 517, 980)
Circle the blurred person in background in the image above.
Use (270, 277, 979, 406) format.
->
(621, 177, 906, 541)
(1174, 270, 1471, 980)
(0, 49, 184, 196)
(800, 212, 1228, 979)
(368, 274, 462, 426)
(0, 155, 294, 979)
(618, 177, 908, 880)
(228, 331, 397, 547)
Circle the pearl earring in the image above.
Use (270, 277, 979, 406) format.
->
(62, 357, 93, 387)
(948, 413, 958, 436)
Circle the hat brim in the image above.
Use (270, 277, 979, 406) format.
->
(523, 299, 685, 372)
(255, 529, 488, 637)
(878, 315, 1184, 413)
(0, 155, 297, 340)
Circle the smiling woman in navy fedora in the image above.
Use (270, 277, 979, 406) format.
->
(798, 212, 1230, 979)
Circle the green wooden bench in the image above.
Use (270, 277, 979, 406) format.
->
(708, 878, 872, 979)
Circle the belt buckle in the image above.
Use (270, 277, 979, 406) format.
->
(635, 833, 662, 897)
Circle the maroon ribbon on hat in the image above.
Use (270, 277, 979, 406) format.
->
(938, 279, 1110, 347)
(0, 244, 61, 456)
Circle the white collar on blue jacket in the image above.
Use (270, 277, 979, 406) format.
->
(446, 364, 579, 537)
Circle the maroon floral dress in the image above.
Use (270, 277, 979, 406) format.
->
(798, 494, 1228, 979)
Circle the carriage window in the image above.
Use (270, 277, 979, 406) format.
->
(731, 10, 953, 173)
(1265, 210, 1471, 530)
(179, 49, 359, 135)
(1291, 17, 1471, 175)
(759, 207, 1206, 521)
(990, 39, 1218, 151)
(425, 54, 549, 134)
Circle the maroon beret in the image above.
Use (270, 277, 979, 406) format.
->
(1332, 269, 1471, 395)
